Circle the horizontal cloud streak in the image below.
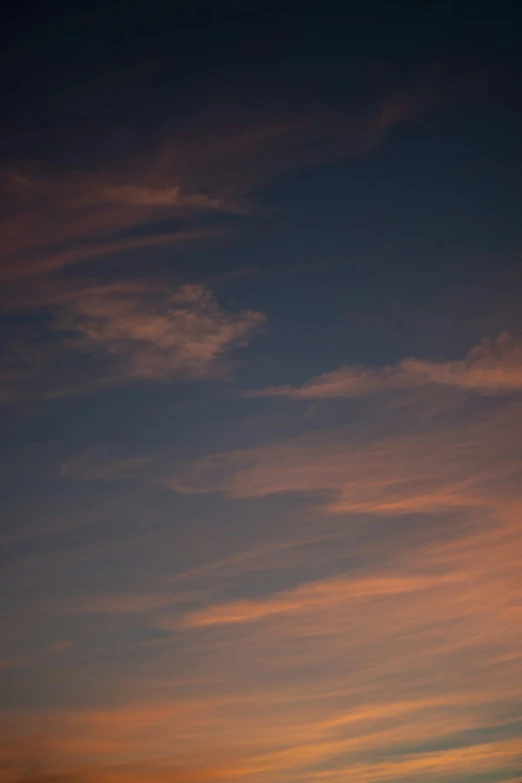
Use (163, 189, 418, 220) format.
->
(0, 166, 248, 286)
(169, 403, 522, 515)
(180, 574, 461, 627)
(247, 333, 522, 399)
(0, 89, 439, 290)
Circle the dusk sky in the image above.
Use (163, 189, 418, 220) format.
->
(1, 3, 522, 783)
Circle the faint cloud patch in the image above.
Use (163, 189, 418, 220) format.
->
(60, 447, 153, 482)
(0, 283, 265, 399)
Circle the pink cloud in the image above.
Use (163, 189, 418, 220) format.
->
(58, 283, 265, 381)
(0, 165, 248, 287)
(179, 573, 461, 628)
(247, 333, 522, 399)
(0, 283, 265, 398)
(402, 332, 522, 392)
(170, 408, 522, 514)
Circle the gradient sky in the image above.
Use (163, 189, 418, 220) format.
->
(1, 3, 522, 783)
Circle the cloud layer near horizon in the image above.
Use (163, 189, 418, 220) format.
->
(1, 332, 517, 783)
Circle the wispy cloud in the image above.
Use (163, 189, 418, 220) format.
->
(402, 332, 522, 392)
(169, 401, 522, 515)
(0, 165, 247, 287)
(1, 77, 519, 783)
(0, 88, 460, 403)
(0, 282, 265, 399)
(3, 491, 522, 783)
(0, 85, 450, 292)
(246, 333, 522, 399)
(55, 282, 265, 382)
(179, 573, 462, 628)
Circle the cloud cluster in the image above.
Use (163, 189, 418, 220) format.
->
(0, 87, 457, 403)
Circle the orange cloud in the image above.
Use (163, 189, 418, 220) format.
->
(135, 379, 519, 783)
(59, 283, 265, 381)
(247, 332, 522, 399)
(14, 354, 514, 783)
(3, 431, 521, 783)
(170, 400, 522, 515)
(0, 754, 233, 783)
(296, 739, 522, 782)
(179, 573, 462, 628)
(1, 78, 518, 783)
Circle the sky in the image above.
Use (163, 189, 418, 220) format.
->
(1, 2, 522, 782)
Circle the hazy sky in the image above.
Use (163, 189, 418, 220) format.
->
(1, 3, 522, 783)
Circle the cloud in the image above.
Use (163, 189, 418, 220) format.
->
(0, 88, 461, 400)
(246, 333, 522, 399)
(0, 85, 451, 293)
(179, 573, 462, 628)
(60, 283, 264, 381)
(293, 740, 522, 783)
(0, 226, 227, 293)
(100, 184, 249, 214)
(169, 400, 522, 515)
(14, 336, 515, 783)
(158, 505, 521, 780)
(245, 365, 408, 400)
(402, 332, 522, 392)
(3, 486, 522, 783)
(0, 756, 232, 783)
(137, 379, 520, 782)
(1, 71, 519, 783)
(0, 283, 265, 398)
(0, 165, 248, 288)
(3, 417, 522, 783)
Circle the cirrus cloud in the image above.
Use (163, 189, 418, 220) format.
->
(246, 333, 522, 399)
(0, 283, 265, 399)
(57, 282, 265, 382)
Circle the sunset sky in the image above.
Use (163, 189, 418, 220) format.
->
(1, 3, 522, 782)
